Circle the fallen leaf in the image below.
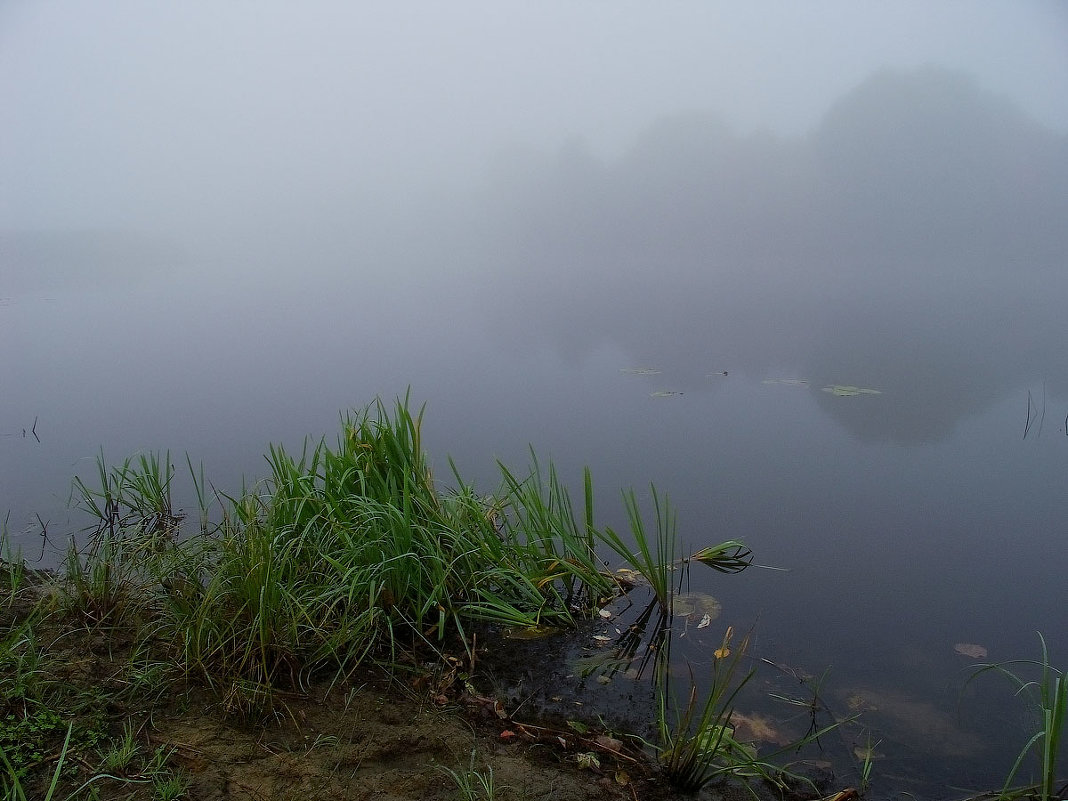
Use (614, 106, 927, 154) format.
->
(614, 770, 630, 786)
(576, 752, 600, 770)
(954, 642, 988, 659)
(697, 614, 712, 629)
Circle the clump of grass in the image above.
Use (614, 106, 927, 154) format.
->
(1, 519, 27, 606)
(656, 626, 757, 790)
(71, 450, 183, 539)
(439, 750, 505, 801)
(596, 485, 752, 615)
(655, 626, 849, 794)
(598, 485, 680, 612)
(70, 394, 631, 709)
(966, 632, 1066, 801)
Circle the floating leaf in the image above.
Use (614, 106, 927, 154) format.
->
(714, 646, 731, 659)
(763, 378, 809, 386)
(598, 608, 613, 619)
(650, 390, 684, 397)
(620, 367, 660, 375)
(671, 592, 721, 620)
(822, 385, 882, 397)
(697, 613, 712, 629)
(954, 642, 988, 659)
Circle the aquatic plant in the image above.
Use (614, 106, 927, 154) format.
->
(657, 626, 757, 791)
(655, 625, 850, 794)
(598, 485, 679, 612)
(966, 632, 1066, 801)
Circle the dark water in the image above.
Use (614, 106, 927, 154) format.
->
(3, 70, 1067, 799)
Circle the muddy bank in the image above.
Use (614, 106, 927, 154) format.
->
(1, 569, 833, 801)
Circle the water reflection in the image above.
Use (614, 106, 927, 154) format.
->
(479, 67, 1068, 443)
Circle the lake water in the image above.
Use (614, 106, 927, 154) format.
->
(3, 73, 1067, 797)
(3, 244, 1065, 797)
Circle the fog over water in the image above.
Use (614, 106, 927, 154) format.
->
(3, 3, 1068, 794)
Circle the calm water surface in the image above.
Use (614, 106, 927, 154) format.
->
(3, 253, 1065, 797)
(4, 76, 1068, 794)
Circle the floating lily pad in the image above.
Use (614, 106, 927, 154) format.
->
(762, 378, 809, 386)
(651, 390, 684, 397)
(821, 385, 882, 397)
(672, 592, 721, 620)
(620, 367, 661, 375)
(954, 642, 988, 659)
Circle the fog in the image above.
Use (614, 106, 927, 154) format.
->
(4, 7, 1068, 784)
(3, 2, 1068, 447)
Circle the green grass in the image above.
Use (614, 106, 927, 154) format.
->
(9, 390, 770, 794)
(967, 632, 1066, 801)
(58, 393, 681, 713)
(439, 750, 505, 801)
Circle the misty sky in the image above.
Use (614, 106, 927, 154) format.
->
(2, 2, 1067, 234)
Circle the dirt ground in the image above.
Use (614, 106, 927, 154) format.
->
(146, 677, 644, 801)
(2, 570, 837, 801)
